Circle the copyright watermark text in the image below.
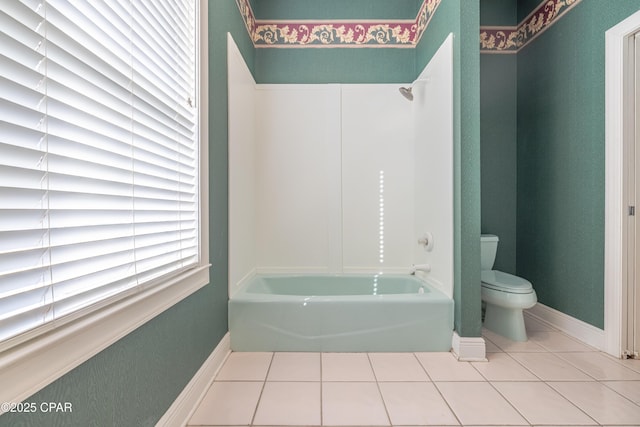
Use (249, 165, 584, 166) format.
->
(1, 402, 73, 414)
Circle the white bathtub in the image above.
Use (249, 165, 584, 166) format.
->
(229, 274, 454, 352)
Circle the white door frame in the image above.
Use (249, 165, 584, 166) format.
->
(605, 10, 640, 358)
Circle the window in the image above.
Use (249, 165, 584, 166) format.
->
(0, 0, 208, 395)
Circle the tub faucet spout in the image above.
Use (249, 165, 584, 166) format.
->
(410, 263, 431, 275)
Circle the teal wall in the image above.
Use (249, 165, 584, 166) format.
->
(517, 0, 544, 22)
(482, 0, 518, 25)
(456, 1, 481, 338)
(255, 48, 416, 84)
(480, 0, 517, 274)
(480, 54, 517, 274)
(252, 0, 419, 19)
(0, 1, 252, 425)
(517, 0, 640, 329)
(481, 0, 640, 328)
(416, 0, 482, 338)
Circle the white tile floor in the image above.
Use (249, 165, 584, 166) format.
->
(188, 317, 640, 426)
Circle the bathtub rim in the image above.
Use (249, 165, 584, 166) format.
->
(230, 272, 452, 302)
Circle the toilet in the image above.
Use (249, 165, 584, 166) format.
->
(480, 234, 537, 341)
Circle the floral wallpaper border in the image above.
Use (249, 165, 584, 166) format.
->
(235, 0, 441, 48)
(480, 0, 582, 53)
(235, 0, 582, 50)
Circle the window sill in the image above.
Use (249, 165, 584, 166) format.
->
(0, 265, 210, 410)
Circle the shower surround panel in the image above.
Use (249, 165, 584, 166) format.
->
(228, 34, 454, 297)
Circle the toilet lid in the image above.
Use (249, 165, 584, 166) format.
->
(481, 270, 533, 294)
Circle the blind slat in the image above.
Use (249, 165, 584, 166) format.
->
(0, 0, 198, 346)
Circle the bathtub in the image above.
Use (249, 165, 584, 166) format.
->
(229, 274, 453, 352)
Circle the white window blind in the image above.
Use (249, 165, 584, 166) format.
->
(0, 0, 199, 347)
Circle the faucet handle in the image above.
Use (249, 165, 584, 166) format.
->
(417, 232, 434, 251)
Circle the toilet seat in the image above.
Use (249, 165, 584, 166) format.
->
(481, 270, 533, 294)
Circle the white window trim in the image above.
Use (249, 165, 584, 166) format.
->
(0, 0, 210, 407)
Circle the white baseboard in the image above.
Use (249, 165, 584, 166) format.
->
(451, 331, 487, 361)
(525, 303, 605, 351)
(156, 332, 231, 427)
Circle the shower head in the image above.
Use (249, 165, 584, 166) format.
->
(399, 77, 430, 101)
(399, 86, 413, 101)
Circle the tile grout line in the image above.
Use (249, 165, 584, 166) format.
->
(482, 372, 537, 426)
(498, 332, 592, 382)
(249, 352, 275, 427)
(616, 359, 640, 374)
(491, 339, 608, 426)
(480, 332, 601, 426)
(319, 352, 323, 426)
(565, 376, 640, 413)
(481, 331, 508, 353)
(554, 350, 640, 383)
(497, 349, 547, 381)
(605, 353, 640, 371)
(479, 342, 599, 426)
(413, 352, 464, 426)
(553, 352, 613, 380)
(366, 352, 393, 426)
(544, 381, 625, 426)
(525, 321, 636, 424)
(598, 380, 640, 409)
(412, 352, 435, 382)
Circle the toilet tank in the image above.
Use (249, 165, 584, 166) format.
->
(480, 234, 499, 271)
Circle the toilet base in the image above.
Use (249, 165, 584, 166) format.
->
(483, 303, 528, 342)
